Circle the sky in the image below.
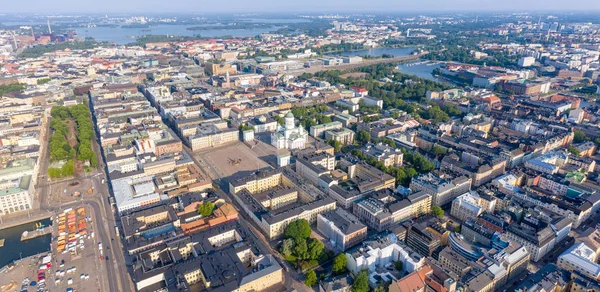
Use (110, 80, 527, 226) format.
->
(3, 0, 600, 14)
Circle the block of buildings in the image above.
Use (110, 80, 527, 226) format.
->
(328, 161, 395, 208)
(132, 221, 283, 292)
(228, 168, 336, 239)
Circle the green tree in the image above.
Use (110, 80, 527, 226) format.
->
(274, 116, 284, 126)
(567, 146, 581, 156)
(0, 83, 25, 96)
(284, 219, 311, 241)
(394, 260, 403, 272)
(333, 253, 348, 275)
(305, 270, 317, 287)
(374, 283, 389, 292)
(352, 270, 370, 292)
(431, 206, 444, 218)
(294, 238, 308, 260)
(443, 104, 462, 117)
(281, 238, 295, 257)
(455, 225, 462, 233)
(327, 139, 342, 153)
(431, 145, 447, 156)
(37, 78, 52, 85)
(573, 130, 590, 143)
(307, 238, 325, 260)
(357, 130, 371, 144)
(198, 202, 215, 217)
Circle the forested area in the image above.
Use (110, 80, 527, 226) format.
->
(20, 39, 106, 58)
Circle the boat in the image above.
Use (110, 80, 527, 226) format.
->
(0, 238, 4, 247)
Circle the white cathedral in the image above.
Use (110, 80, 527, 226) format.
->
(271, 112, 307, 150)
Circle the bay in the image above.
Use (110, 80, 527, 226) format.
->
(74, 24, 278, 44)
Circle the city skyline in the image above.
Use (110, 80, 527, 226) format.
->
(3, 0, 600, 14)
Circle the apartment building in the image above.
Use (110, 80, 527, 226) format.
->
(317, 209, 367, 251)
(295, 151, 335, 185)
(450, 191, 496, 223)
(362, 143, 403, 167)
(557, 242, 600, 281)
(441, 154, 506, 187)
(187, 123, 239, 152)
(310, 121, 343, 138)
(410, 172, 471, 207)
(324, 128, 355, 145)
(353, 189, 431, 232)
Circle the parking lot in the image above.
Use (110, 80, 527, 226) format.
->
(47, 206, 106, 292)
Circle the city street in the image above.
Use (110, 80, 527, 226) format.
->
(33, 111, 132, 292)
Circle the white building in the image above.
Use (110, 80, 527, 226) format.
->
(271, 113, 307, 150)
(346, 235, 424, 275)
(0, 177, 33, 215)
(0, 159, 37, 215)
(112, 176, 161, 214)
(557, 242, 600, 281)
(518, 56, 536, 67)
(450, 192, 488, 222)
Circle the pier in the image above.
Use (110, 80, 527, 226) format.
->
(20, 226, 52, 241)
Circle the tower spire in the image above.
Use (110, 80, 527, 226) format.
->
(47, 17, 52, 34)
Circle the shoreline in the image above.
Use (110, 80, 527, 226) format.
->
(0, 212, 52, 230)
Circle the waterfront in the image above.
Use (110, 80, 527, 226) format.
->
(326, 47, 416, 57)
(397, 61, 451, 84)
(74, 24, 278, 44)
(0, 218, 52, 268)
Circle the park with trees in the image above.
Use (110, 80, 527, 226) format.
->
(279, 219, 331, 271)
(305, 63, 462, 124)
(48, 104, 98, 178)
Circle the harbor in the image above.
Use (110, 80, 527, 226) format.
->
(0, 218, 52, 268)
(21, 226, 53, 241)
